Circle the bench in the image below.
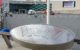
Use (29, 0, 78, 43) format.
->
(0, 32, 12, 48)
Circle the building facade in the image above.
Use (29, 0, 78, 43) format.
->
(52, 0, 80, 14)
(9, 0, 80, 14)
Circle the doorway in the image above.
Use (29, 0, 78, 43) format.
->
(19, 9, 26, 14)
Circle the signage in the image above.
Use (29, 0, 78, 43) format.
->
(0, 0, 2, 8)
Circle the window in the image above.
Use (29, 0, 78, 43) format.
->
(63, 1, 76, 8)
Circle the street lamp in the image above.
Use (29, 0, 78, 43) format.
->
(47, 0, 50, 24)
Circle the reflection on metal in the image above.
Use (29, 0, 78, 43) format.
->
(11, 24, 75, 45)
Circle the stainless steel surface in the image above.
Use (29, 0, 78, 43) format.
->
(10, 24, 75, 50)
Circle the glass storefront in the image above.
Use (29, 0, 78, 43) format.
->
(10, 4, 47, 14)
